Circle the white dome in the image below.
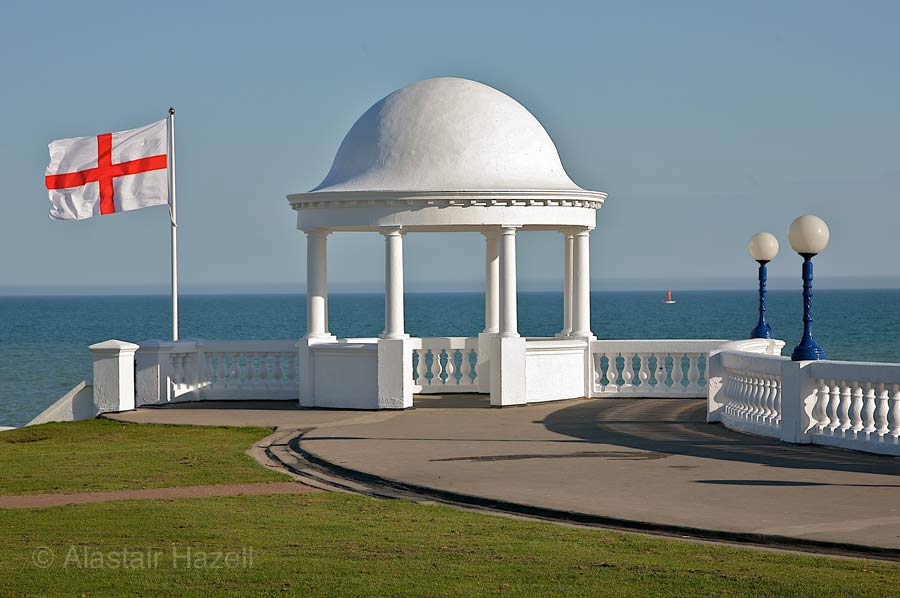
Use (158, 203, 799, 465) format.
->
(310, 77, 584, 194)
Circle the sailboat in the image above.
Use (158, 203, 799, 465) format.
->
(664, 289, 676, 304)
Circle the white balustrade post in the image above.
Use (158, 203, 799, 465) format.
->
(499, 226, 520, 338)
(135, 340, 174, 406)
(381, 226, 407, 340)
(90, 339, 139, 414)
(305, 228, 330, 338)
(571, 227, 594, 338)
(779, 360, 814, 444)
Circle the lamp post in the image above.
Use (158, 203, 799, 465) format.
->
(747, 232, 778, 339)
(788, 215, 830, 361)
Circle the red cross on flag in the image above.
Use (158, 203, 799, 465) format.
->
(45, 118, 169, 220)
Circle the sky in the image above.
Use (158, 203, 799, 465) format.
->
(1, 0, 898, 294)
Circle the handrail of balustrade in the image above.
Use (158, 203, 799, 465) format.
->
(591, 339, 731, 354)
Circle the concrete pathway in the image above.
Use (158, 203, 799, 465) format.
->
(109, 396, 900, 551)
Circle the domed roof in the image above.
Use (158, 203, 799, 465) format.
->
(308, 77, 587, 194)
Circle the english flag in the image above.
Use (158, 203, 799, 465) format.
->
(45, 118, 169, 220)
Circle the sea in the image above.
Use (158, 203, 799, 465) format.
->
(2, 290, 899, 427)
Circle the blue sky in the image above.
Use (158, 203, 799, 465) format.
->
(1, 0, 898, 293)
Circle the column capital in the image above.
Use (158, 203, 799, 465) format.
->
(563, 225, 593, 237)
(379, 226, 405, 237)
(499, 224, 522, 235)
(301, 227, 331, 238)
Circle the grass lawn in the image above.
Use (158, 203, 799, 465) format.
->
(1, 420, 899, 596)
(3, 493, 899, 597)
(0, 419, 285, 494)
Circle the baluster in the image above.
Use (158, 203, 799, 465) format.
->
(672, 354, 685, 392)
(687, 354, 701, 392)
(431, 350, 443, 385)
(214, 354, 225, 388)
(171, 354, 184, 388)
(460, 349, 473, 385)
(772, 378, 782, 424)
(272, 354, 284, 387)
(245, 353, 256, 389)
(637, 353, 650, 392)
(621, 354, 634, 391)
(751, 375, 764, 421)
(415, 350, 427, 385)
(725, 371, 737, 416)
(593, 354, 604, 390)
(655, 354, 669, 392)
(229, 353, 241, 387)
(838, 381, 852, 433)
(890, 384, 900, 439)
(728, 370, 741, 417)
(734, 370, 747, 418)
(445, 349, 457, 385)
(470, 348, 479, 382)
(862, 383, 877, 435)
(875, 383, 890, 436)
(828, 380, 842, 435)
(762, 378, 775, 423)
(287, 354, 298, 386)
(848, 382, 864, 434)
(813, 380, 830, 432)
(258, 353, 269, 388)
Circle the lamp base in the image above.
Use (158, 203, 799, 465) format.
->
(749, 322, 773, 340)
(791, 338, 827, 361)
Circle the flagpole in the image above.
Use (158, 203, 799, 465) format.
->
(167, 107, 179, 342)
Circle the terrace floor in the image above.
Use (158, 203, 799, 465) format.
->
(110, 396, 900, 553)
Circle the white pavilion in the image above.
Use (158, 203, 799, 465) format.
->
(288, 77, 607, 409)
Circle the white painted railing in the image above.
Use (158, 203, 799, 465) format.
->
(591, 340, 730, 397)
(137, 339, 299, 405)
(412, 337, 479, 393)
(715, 348, 787, 438)
(805, 361, 900, 454)
(708, 342, 900, 456)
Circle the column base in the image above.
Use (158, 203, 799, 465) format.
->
(490, 335, 526, 407)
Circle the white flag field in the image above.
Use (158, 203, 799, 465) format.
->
(44, 118, 169, 220)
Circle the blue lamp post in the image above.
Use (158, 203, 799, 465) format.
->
(747, 232, 779, 339)
(788, 215, 830, 361)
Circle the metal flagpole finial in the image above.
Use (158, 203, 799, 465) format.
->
(169, 107, 175, 115)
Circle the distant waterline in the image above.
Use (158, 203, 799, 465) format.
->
(2, 290, 899, 427)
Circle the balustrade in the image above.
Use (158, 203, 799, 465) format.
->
(591, 340, 726, 397)
(412, 337, 479, 393)
(162, 340, 299, 401)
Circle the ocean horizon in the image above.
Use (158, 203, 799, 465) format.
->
(2, 289, 899, 427)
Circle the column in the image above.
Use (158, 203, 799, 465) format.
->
(561, 230, 574, 336)
(499, 226, 519, 337)
(571, 227, 593, 338)
(305, 228, 329, 338)
(381, 227, 406, 339)
(483, 230, 500, 334)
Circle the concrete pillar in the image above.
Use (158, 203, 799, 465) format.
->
(90, 339, 139, 413)
(381, 227, 407, 339)
(305, 228, 329, 338)
(571, 227, 594, 338)
(483, 230, 500, 334)
(499, 226, 520, 338)
(561, 229, 574, 336)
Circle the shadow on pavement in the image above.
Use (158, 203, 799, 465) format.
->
(541, 398, 900, 476)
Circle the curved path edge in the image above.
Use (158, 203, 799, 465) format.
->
(281, 430, 900, 563)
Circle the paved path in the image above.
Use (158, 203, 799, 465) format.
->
(0, 482, 319, 509)
(110, 396, 900, 551)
